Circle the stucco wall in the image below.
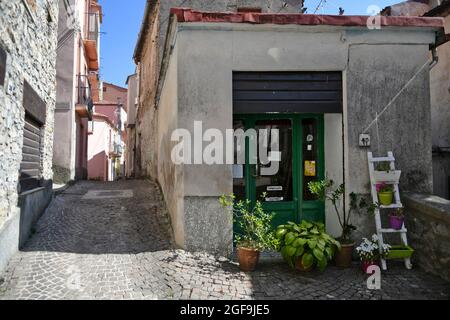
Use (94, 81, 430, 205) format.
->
(0, 0, 59, 271)
(88, 119, 112, 181)
(156, 43, 185, 248)
(431, 14, 450, 199)
(155, 23, 437, 255)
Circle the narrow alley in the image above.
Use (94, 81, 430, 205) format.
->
(0, 180, 448, 300)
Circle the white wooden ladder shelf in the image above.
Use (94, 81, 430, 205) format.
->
(367, 152, 412, 270)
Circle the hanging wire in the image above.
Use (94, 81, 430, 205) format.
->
(314, 0, 326, 14)
(362, 59, 430, 134)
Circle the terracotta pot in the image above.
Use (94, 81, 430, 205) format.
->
(237, 247, 260, 272)
(361, 261, 379, 274)
(295, 257, 313, 272)
(335, 243, 354, 268)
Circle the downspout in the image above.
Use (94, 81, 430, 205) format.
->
(429, 47, 439, 70)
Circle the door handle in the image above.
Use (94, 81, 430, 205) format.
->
(251, 164, 259, 178)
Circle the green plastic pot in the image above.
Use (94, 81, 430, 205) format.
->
(378, 191, 394, 206)
(386, 246, 414, 260)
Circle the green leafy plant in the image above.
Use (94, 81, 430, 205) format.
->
(276, 220, 341, 271)
(308, 179, 362, 244)
(220, 194, 279, 251)
(391, 208, 405, 218)
(375, 162, 391, 172)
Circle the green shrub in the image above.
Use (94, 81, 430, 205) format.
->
(276, 220, 341, 271)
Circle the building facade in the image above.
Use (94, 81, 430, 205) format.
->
(125, 73, 139, 178)
(383, 0, 450, 199)
(134, 4, 446, 256)
(88, 82, 127, 181)
(53, 0, 102, 184)
(0, 0, 59, 271)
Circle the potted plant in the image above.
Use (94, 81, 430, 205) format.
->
(308, 180, 363, 267)
(376, 182, 395, 206)
(276, 220, 340, 272)
(389, 208, 405, 230)
(356, 235, 391, 273)
(373, 162, 401, 183)
(219, 194, 278, 272)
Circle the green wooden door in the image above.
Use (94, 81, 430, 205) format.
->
(233, 114, 325, 233)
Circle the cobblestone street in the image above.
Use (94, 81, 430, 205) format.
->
(0, 180, 448, 300)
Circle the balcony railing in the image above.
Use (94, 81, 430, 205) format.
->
(109, 142, 123, 157)
(76, 75, 94, 119)
(77, 75, 92, 104)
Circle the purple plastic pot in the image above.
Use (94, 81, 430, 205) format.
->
(389, 215, 405, 230)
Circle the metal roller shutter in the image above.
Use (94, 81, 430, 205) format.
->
(233, 72, 343, 114)
(20, 116, 43, 192)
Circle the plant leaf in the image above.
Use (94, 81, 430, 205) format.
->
(302, 253, 314, 269)
(307, 239, 317, 249)
(317, 258, 328, 272)
(312, 248, 324, 261)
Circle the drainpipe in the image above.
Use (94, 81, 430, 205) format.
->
(429, 47, 439, 70)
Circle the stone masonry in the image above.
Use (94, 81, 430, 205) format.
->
(0, 0, 59, 271)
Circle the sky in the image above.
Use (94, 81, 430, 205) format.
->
(98, 0, 400, 87)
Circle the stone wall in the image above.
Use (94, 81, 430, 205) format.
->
(403, 193, 450, 282)
(0, 0, 59, 271)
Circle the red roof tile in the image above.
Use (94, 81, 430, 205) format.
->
(170, 8, 444, 29)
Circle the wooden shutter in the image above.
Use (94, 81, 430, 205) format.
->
(233, 72, 343, 114)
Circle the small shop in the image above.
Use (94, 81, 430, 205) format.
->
(137, 8, 445, 256)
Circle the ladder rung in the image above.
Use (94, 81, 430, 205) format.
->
(379, 204, 403, 209)
(369, 157, 395, 163)
(380, 228, 408, 233)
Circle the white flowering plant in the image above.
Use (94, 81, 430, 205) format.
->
(356, 235, 391, 262)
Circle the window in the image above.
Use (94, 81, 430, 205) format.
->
(20, 81, 46, 193)
(0, 45, 6, 87)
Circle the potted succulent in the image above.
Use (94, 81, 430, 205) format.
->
(376, 182, 395, 206)
(389, 208, 405, 230)
(373, 162, 401, 183)
(276, 220, 340, 272)
(308, 180, 364, 267)
(219, 194, 278, 272)
(356, 235, 391, 273)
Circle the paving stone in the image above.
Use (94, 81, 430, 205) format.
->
(0, 179, 449, 300)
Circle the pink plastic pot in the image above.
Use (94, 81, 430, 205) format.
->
(389, 215, 405, 230)
(361, 261, 379, 274)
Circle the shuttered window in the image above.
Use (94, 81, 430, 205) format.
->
(20, 81, 46, 193)
(233, 72, 343, 114)
(20, 115, 43, 192)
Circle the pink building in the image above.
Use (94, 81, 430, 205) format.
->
(88, 83, 127, 181)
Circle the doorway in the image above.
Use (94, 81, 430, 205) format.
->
(233, 114, 325, 229)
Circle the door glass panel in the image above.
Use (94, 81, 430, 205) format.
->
(254, 119, 293, 202)
(233, 120, 246, 201)
(302, 118, 318, 201)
